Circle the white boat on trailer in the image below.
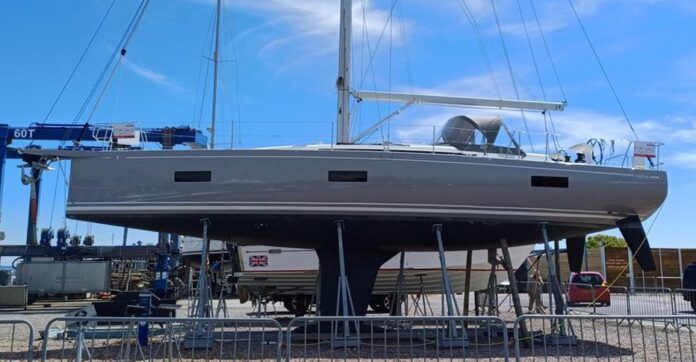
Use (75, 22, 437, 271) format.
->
(234, 244, 531, 314)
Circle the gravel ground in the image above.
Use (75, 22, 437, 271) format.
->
(0, 295, 694, 361)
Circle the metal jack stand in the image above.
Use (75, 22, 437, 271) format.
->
(412, 273, 433, 316)
(215, 262, 229, 318)
(184, 218, 214, 349)
(433, 224, 468, 348)
(73, 326, 92, 362)
(390, 251, 407, 316)
(483, 250, 499, 316)
(539, 222, 576, 346)
(499, 238, 529, 343)
(332, 220, 359, 348)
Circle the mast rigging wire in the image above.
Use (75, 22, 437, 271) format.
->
(458, 0, 502, 101)
(193, 8, 217, 131)
(528, 0, 566, 102)
(515, 0, 560, 152)
(70, 0, 148, 129)
(224, 4, 242, 149)
(567, 0, 639, 140)
(489, 0, 534, 152)
(84, 0, 151, 124)
(40, 0, 116, 127)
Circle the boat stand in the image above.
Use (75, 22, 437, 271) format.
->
(411, 273, 433, 316)
(483, 250, 499, 316)
(433, 224, 468, 348)
(538, 222, 576, 346)
(499, 238, 529, 343)
(331, 220, 359, 348)
(390, 251, 407, 316)
(462, 250, 473, 317)
(184, 218, 214, 349)
(215, 262, 229, 318)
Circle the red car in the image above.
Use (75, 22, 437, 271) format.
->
(567, 271, 611, 306)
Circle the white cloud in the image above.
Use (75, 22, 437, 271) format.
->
(668, 153, 696, 169)
(210, 0, 406, 70)
(451, 0, 609, 38)
(123, 60, 184, 94)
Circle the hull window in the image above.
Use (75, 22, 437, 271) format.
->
(175, 171, 212, 182)
(531, 176, 568, 188)
(329, 171, 368, 182)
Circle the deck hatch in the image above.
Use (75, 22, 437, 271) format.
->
(531, 176, 568, 188)
(329, 171, 367, 182)
(175, 171, 211, 182)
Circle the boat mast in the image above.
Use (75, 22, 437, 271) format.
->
(210, 0, 222, 149)
(336, 0, 352, 144)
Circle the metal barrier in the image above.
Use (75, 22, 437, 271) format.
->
(627, 287, 674, 315)
(40, 317, 282, 362)
(0, 319, 35, 362)
(565, 285, 682, 316)
(513, 314, 696, 361)
(286, 316, 508, 361)
(672, 288, 696, 328)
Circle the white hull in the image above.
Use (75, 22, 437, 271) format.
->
(235, 245, 531, 295)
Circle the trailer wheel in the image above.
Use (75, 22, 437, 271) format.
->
(291, 296, 310, 316)
(283, 298, 296, 314)
(369, 295, 391, 313)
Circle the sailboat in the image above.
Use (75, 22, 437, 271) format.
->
(28, 0, 667, 316)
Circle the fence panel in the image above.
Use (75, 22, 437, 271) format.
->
(0, 319, 34, 362)
(286, 316, 508, 361)
(626, 287, 674, 315)
(40, 317, 282, 361)
(513, 315, 696, 361)
(672, 288, 696, 328)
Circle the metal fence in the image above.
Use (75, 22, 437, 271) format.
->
(39, 317, 282, 361)
(511, 281, 696, 318)
(286, 316, 509, 361)
(0, 319, 35, 362)
(513, 314, 696, 361)
(6, 312, 695, 361)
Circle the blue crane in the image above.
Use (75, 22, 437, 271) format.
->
(0, 122, 207, 245)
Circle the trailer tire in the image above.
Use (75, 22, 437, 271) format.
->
(283, 296, 310, 315)
(283, 298, 296, 314)
(291, 296, 310, 316)
(369, 295, 391, 313)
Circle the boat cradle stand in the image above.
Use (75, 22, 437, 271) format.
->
(331, 220, 360, 348)
(538, 222, 577, 346)
(184, 218, 215, 349)
(433, 224, 468, 348)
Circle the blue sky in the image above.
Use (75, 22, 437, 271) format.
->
(0, 0, 695, 257)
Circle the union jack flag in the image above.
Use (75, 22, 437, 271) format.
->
(248, 255, 268, 267)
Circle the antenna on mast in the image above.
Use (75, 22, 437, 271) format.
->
(210, 0, 222, 149)
(336, 0, 352, 144)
